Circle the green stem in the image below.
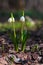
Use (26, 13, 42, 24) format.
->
(21, 23, 26, 52)
(11, 13, 18, 52)
(23, 10, 24, 16)
(14, 24, 18, 52)
(21, 42, 26, 52)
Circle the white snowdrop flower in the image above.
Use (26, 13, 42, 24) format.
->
(8, 17, 15, 23)
(20, 16, 25, 22)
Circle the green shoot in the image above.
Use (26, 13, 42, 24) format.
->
(9, 13, 18, 52)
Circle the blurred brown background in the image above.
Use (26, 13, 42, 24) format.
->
(0, 0, 43, 13)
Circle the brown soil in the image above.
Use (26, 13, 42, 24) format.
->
(0, 27, 43, 65)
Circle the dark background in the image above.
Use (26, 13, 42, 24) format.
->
(0, 0, 43, 22)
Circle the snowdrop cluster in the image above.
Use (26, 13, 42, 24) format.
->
(8, 11, 25, 23)
(8, 16, 25, 23)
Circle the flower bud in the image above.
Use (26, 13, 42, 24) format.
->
(20, 16, 25, 22)
(8, 17, 15, 23)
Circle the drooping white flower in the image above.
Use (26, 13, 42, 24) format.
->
(20, 16, 25, 22)
(8, 17, 15, 23)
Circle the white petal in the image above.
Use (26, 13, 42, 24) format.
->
(12, 18, 15, 22)
(8, 18, 12, 22)
(20, 16, 25, 22)
(8, 17, 15, 22)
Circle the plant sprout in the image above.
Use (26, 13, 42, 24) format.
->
(8, 13, 18, 52)
(20, 11, 27, 52)
(8, 11, 35, 52)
